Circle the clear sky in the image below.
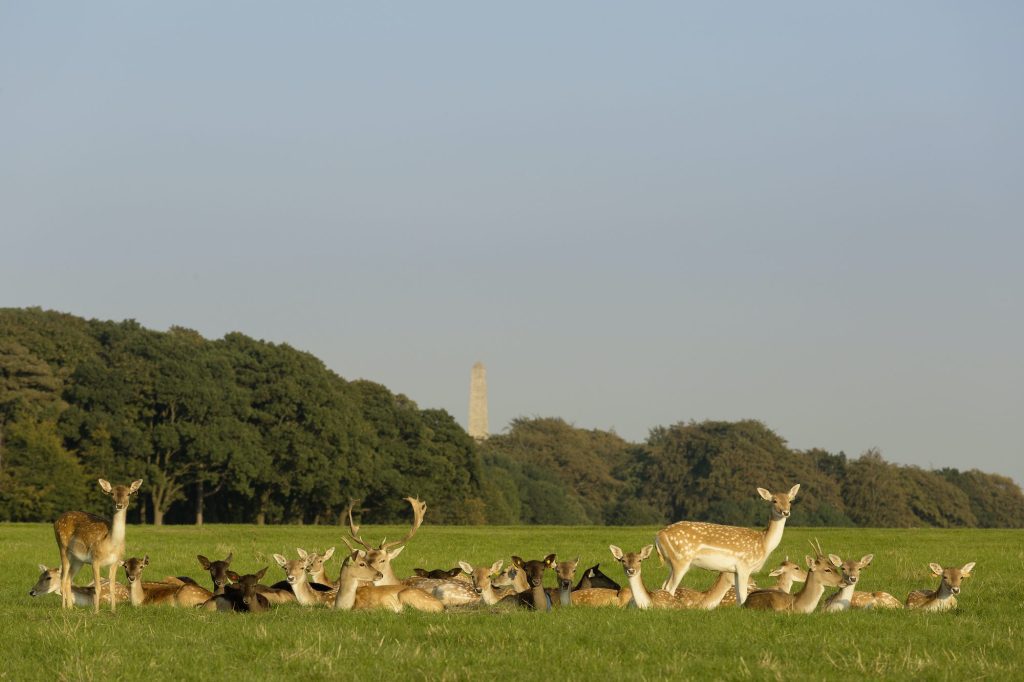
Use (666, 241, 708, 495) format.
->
(2, 3, 1022, 484)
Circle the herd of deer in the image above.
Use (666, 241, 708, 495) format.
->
(29, 479, 976, 615)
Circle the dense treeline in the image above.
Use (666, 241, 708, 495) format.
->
(2, 308, 1022, 528)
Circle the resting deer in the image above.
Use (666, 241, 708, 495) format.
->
(671, 571, 752, 609)
(454, 560, 506, 606)
(906, 562, 975, 611)
(655, 483, 799, 605)
(743, 541, 845, 613)
(718, 558, 804, 607)
(201, 568, 271, 613)
(823, 554, 893, 611)
(574, 563, 620, 591)
(545, 557, 580, 607)
(304, 548, 337, 587)
(121, 556, 213, 607)
(197, 553, 234, 595)
(413, 566, 466, 582)
(609, 545, 681, 609)
(333, 550, 445, 612)
(498, 555, 555, 610)
(342, 497, 427, 586)
(29, 564, 130, 607)
(53, 478, 142, 612)
(273, 549, 338, 606)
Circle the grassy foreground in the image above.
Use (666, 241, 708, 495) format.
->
(1, 522, 1021, 681)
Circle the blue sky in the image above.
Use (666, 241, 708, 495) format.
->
(2, 2, 1022, 484)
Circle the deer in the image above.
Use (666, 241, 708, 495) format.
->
(453, 560, 506, 606)
(29, 564, 130, 607)
(496, 555, 556, 610)
(546, 557, 580, 607)
(120, 556, 214, 607)
(196, 553, 234, 595)
(403, 572, 480, 607)
(717, 557, 805, 607)
(670, 571, 753, 609)
(341, 497, 427, 587)
(823, 553, 887, 611)
(333, 550, 445, 612)
(304, 548, 337, 588)
(53, 478, 143, 612)
(906, 562, 976, 611)
(655, 483, 799, 605)
(743, 541, 846, 613)
(413, 566, 466, 581)
(201, 568, 271, 613)
(609, 545, 683, 609)
(574, 563, 620, 591)
(273, 549, 338, 606)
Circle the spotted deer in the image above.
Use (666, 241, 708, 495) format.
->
(53, 478, 143, 612)
(718, 557, 805, 607)
(609, 545, 681, 610)
(341, 497, 427, 586)
(29, 564, 130, 606)
(121, 556, 213, 607)
(201, 568, 271, 613)
(333, 550, 445, 612)
(655, 484, 800, 604)
(823, 554, 893, 611)
(906, 562, 975, 611)
(743, 542, 845, 613)
(670, 571, 753, 609)
(273, 549, 338, 606)
(454, 560, 505, 605)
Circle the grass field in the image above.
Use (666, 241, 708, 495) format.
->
(2, 522, 1021, 681)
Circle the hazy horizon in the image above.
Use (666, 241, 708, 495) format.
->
(2, 3, 1021, 485)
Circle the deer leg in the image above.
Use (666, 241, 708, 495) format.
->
(734, 568, 751, 606)
(59, 548, 73, 609)
(108, 563, 117, 612)
(663, 558, 691, 595)
(92, 562, 102, 613)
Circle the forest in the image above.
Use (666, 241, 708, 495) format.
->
(2, 307, 1022, 527)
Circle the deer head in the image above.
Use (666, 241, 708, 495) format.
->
(98, 479, 143, 512)
(226, 567, 269, 610)
(609, 544, 654, 578)
(304, 548, 335, 580)
(459, 560, 504, 596)
(197, 553, 233, 594)
(121, 556, 150, 584)
(553, 557, 580, 592)
(273, 552, 311, 586)
(341, 497, 427, 585)
(29, 565, 62, 597)
(929, 562, 976, 595)
(804, 539, 845, 588)
(768, 556, 808, 585)
(341, 550, 385, 584)
(755, 484, 800, 520)
(834, 553, 874, 587)
(511, 555, 556, 589)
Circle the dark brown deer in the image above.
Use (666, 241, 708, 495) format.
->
(201, 568, 271, 613)
(500, 555, 555, 610)
(574, 563, 620, 591)
(413, 567, 465, 581)
(197, 553, 233, 595)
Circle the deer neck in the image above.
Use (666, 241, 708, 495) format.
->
(110, 506, 129, 549)
(929, 580, 956, 605)
(827, 582, 855, 611)
(792, 571, 828, 613)
(334, 570, 361, 610)
(530, 584, 548, 610)
(774, 573, 794, 593)
(479, 584, 500, 606)
(290, 574, 319, 605)
(310, 567, 330, 586)
(761, 516, 787, 556)
(558, 585, 571, 606)
(128, 579, 145, 606)
(374, 562, 401, 587)
(626, 573, 652, 609)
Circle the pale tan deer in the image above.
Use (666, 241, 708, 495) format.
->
(718, 557, 805, 607)
(822, 553, 896, 611)
(303, 547, 336, 587)
(341, 497, 427, 586)
(334, 550, 445, 612)
(743, 542, 846, 613)
(545, 557, 580, 607)
(29, 564, 130, 607)
(671, 571, 753, 609)
(454, 560, 505, 605)
(404, 573, 480, 607)
(120, 556, 214, 607)
(906, 562, 975, 611)
(609, 545, 681, 610)
(273, 549, 338, 606)
(53, 478, 142, 612)
(655, 484, 799, 605)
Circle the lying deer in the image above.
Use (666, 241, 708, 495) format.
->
(201, 568, 271, 613)
(54, 478, 143, 612)
(197, 553, 233, 595)
(574, 563, 620, 591)
(273, 550, 338, 606)
(413, 566, 465, 581)
(906, 562, 976, 611)
(453, 560, 506, 605)
(822, 554, 903, 611)
(609, 545, 681, 609)
(121, 556, 213, 607)
(743, 542, 845, 613)
(304, 548, 337, 588)
(29, 564, 129, 607)
(717, 557, 805, 607)
(672, 571, 752, 609)
(656, 484, 800, 604)
(546, 557, 580, 607)
(499, 555, 555, 610)
(333, 550, 445, 612)
(342, 497, 427, 587)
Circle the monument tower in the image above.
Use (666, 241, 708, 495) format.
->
(468, 362, 489, 440)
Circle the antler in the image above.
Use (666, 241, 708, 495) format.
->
(343, 499, 375, 552)
(380, 497, 427, 551)
(808, 538, 825, 559)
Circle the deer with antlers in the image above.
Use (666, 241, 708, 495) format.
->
(906, 562, 976, 611)
(333, 549, 445, 612)
(53, 478, 143, 612)
(655, 484, 800, 605)
(341, 497, 427, 587)
(743, 540, 846, 613)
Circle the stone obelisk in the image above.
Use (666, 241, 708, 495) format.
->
(468, 362, 489, 441)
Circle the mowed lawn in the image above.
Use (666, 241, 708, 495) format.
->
(1, 522, 1020, 681)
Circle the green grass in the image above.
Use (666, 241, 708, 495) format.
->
(2, 523, 1021, 680)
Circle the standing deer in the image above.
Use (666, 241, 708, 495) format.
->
(53, 478, 142, 612)
(655, 483, 800, 604)
(743, 541, 845, 613)
(342, 497, 427, 586)
(121, 556, 213, 607)
(333, 550, 444, 612)
(906, 562, 975, 611)
(29, 564, 130, 606)
(609, 545, 682, 609)
(672, 571, 752, 609)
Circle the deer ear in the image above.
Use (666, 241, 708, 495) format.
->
(768, 567, 783, 577)
(296, 548, 308, 560)
(544, 554, 556, 566)
(511, 556, 525, 569)
(226, 571, 241, 582)
(273, 554, 288, 568)
(224, 552, 232, 565)
(98, 479, 112, 494)
(860, 554, 874, 568)
(828, 554, 842, 568)
(929, 563, 944, 576)
(573, 556, 580, 567)
(322, 547, 335, 562)
(609, 545, 624, 560)
(388, 546, 405, 560)
(255, 567, 267, 581)
(197, 555, 211, 570)
(490, 560, 504, 575)
(787, 484, 801, 501)
(756, 487, 773, 501)
(805, 555, 814, 569)
(961, 562, 976, 576)
(129, 479, 143, 494)
(142, 555, 150, 567)
(39, 564, 49, 573)
(458, 561, 474, 574)
(639, 545, 654, 561)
